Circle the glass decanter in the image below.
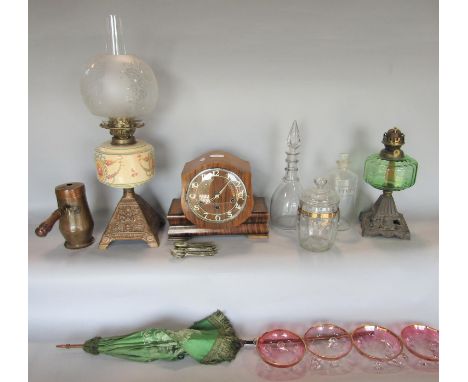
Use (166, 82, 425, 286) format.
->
(328, 153, 358, 231)
(270, 121, 303, 230)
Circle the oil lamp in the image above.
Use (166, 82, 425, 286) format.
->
(359, 127, 418, 239)
(81, 15, 160, 249)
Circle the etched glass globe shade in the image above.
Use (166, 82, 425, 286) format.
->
(80, 15, 158, 118)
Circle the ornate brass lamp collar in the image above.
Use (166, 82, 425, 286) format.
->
(380, 127, 405, 160)
(100, 117, 144, 145)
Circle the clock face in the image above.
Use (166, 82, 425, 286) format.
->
(186, 168, 248, 223)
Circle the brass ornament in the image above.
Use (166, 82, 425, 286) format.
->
(380, 127, 405, 160)
(100, 117, 144, 145)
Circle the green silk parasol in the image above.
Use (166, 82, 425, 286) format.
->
(57, 310, 243, 364)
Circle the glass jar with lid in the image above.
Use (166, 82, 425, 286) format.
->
(298, 177, 340, 252)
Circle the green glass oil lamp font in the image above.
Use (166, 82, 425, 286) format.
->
(359, 127, 418, 239)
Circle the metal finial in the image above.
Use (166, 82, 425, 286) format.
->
(382, 127, 405, 148)
(56, 344, 84, 349)
(287, 120, 301, 152)
(380, 127, 406, 160)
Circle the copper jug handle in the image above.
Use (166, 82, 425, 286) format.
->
(35, 208, 63, 237)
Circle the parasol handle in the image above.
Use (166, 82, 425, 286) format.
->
(56, 344, 84, 349)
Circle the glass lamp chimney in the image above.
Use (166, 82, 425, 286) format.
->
(106, 14, 126, 55)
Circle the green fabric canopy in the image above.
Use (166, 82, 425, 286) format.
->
(83, 310, 242, 364)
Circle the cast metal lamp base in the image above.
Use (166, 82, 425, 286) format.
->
(99, 188, 161, 249)
(359, 191, 410, 240)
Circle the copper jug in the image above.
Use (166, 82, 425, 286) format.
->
(35, 182, 94, 249)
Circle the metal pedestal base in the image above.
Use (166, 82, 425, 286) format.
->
(99, 188, 160, 249)
(359, 191, 410, 240)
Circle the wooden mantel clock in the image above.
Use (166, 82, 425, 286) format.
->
(167, 151, 269, 239)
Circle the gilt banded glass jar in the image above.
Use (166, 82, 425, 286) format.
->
(298, 178, 340, 252)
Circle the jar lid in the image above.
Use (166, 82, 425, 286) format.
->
(300, 178, 340, 209)
(336, 153, 350, 169)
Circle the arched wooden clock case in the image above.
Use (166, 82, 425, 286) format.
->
(167, 151, 269, 239)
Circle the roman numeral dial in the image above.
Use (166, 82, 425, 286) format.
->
(186, 168, 248, 223)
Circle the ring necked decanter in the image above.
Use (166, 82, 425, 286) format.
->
(270, 121, 303, 230)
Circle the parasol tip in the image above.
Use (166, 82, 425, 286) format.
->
(56, 343, 84, 349)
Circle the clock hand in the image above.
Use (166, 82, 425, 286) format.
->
(210, 180, 232, 201)
(218, 180, 233, 196)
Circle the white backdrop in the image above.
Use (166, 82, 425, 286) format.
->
(29, 0, 438, 219)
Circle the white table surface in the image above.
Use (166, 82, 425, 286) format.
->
(29, 212, 438, 381)
(29, 341, 438, 382)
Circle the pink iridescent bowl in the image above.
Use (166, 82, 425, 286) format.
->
(257, 329, 306, 368)
(303, 324, 353, 360)
(401, 324, 439, 362)
(351, 325, 403, 361)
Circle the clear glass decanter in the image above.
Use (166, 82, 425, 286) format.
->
(270, 121, 303, 230)
(328, 153, 358, 231)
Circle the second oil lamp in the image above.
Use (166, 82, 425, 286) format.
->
(360, 127, 418, 239)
